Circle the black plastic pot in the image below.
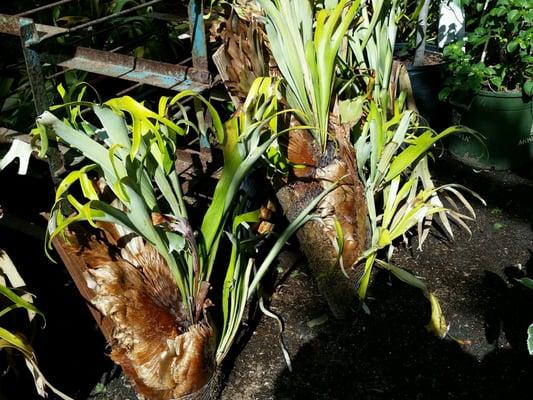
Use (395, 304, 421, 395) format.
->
(394, 44, 452, 131)
(406, 59, 452, 130)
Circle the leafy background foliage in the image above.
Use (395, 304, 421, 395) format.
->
(441, 0, 533, 99)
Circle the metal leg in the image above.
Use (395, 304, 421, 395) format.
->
(188, 1, 210, 153)
(19, 18, 64, 183)
(188, 0, 209, 76)
(19, 18, 48, 114)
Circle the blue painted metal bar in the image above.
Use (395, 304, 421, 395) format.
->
(188, 0, 209, 74)
(188, 0, 211, 152)
(46, 47, 210, 92)
(0, 13, 67, 36)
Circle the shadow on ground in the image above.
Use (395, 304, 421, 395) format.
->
(272, 160, 533, 400)
(222, 155, 533, 400)
(274, 268, 533, 400)
(432, 156, 533, 225)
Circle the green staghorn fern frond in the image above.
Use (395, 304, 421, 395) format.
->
(349, 97, 484, 336)
(343, 0, 402, 104)
(257, 0, 361, 149)
(38, 77, 334, 366)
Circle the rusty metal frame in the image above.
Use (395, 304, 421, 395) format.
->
(15, 0, 78, 17)
(45, 47, 211, 90)
(188, 0, 208, 71)
(1, 0, 213, 163)
(0, 1, 212, 179)
(0, 0, 211, 95)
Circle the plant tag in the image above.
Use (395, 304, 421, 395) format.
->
(438, 0, 465, 48)
(0, 139, 33, 175)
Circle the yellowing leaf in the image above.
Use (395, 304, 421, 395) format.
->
(426, 293, 448, 338)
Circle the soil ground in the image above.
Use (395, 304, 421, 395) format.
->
(220, 157, 533, 400)
(1, 155, 532, 400)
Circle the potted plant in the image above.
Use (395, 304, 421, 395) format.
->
(35, 79, 334, 399)
(236, 0, 481, 330)
(440, 0, 533, 170)
(393, 0, 453, 131)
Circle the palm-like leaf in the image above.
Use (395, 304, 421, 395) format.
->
(39, 77, 334, 396)
(353, 98, 485, 328)
(257, 0, 361, 149)
(334, 1, 484, 329)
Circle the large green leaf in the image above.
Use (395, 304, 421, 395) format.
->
(38, 111, 123, 185)
(93, 105, 131, 149)
(257, 0, 361, 148)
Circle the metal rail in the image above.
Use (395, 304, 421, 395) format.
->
(0, 0, 210, 88)
(0, 14, 68, 36)
(53, 0, 164, 38)
(0, 0, 212, 181)
(50, 47, 210, 91)
(16, 0, 77, 17)
(0, 1, 211, 97)
(188, 0, 208, 71)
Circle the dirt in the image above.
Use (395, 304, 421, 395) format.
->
(219, 156, 533, 400)
(397, 51, 444, 67)
(1, 155, 532, 399)
(87, 367, 137, 400)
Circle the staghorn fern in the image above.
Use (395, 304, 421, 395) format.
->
(37, 77, 335, 388)
(256, 0, 361, 149)
(254, 0, 483, 334)
(352, 98, 485, 313)
(333, 0, 484, 335)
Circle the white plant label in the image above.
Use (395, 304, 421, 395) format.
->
(438, 0, 465, 48)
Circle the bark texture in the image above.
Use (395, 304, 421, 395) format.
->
(277, 120, 367, 318)
(216, 6, 271, 106)
(64, 228, 216, 400)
